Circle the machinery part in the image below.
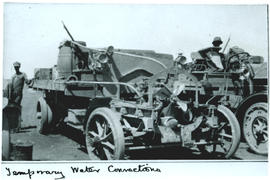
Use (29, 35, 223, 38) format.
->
(177, 70, 199, 85)
(85, 107, 125, 160)
(36, 97, 53, 134)
(2, 108, 10, 160)
(67, 75, 78, 81)
(175, 70, 201, 105)
(198, 105, 241, 158)
(227, 52, 254, 97)
(97, 53, 109, 64)
(226, 52, 250, 69)
(243, 102, 268, 155)
(66, 80, 142, 99)
(50, 103, 68, 132)
(181, 116, 204, 146)
(227, 51, 255, 80)
(2, 129, 10, 160)
(192, 63, 208, 71)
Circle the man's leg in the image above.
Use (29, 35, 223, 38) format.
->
(14, 96, 22, 133)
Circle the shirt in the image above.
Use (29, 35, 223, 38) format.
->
(11, 72, 28, 96)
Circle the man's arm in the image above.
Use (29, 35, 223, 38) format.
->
(23, 73, 31, 85)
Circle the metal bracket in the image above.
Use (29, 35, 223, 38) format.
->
(180, 116, 203, 147)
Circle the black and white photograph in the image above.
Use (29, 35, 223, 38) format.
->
(1, 1, 269, 178)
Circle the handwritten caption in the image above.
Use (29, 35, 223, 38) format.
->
(5, 164, 161, 179)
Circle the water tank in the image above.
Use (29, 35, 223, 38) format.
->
(57, 41, 74, 79)
(57, 41, 87, 79)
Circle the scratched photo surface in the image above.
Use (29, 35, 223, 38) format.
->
(2, 3, 268, 162)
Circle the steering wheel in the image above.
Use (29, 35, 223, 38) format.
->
(226, 52, 250, 71)
(226, 52, 254, 96)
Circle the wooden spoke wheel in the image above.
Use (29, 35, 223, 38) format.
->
(198, 105, 241, 159)
(243, 102, 268, 155)
(85, 108, 125, 160)
(36, 97, 53, 134)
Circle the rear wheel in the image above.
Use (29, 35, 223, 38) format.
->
(85, 107, 125, 160)
(36, 97, 52, 134)
(243, 102, 268, 155)
(198, 105, 241, 159)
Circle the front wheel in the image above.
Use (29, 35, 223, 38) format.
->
(85, 107, 125, 160)
(243, 102, 268, 155)
(198, 105, 241, 159)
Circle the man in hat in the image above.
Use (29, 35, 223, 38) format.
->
(8, 61, 30, 132)
(203, 36, 226, 71)
(10, 62, 29, 105)
(212, 36, 223, 48)
(174, 51, 188, 69)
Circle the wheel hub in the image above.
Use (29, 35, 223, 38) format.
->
(92, 136, 101, 145)
(252, 116, 268, 143)
(243, 102, 268, 155)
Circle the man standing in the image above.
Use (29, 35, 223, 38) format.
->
(10, 62, 29, 105)
(8, 61, 29, 132)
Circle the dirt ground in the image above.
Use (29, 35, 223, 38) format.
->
(4, 86, 268, 161)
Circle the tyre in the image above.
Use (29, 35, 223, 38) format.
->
(36, 97, 53, 134)
(243, 102, 268, 155)
(85, 107, 125, 160)
(198, 105, 241, 159)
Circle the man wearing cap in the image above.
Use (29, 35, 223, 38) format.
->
(8, 62, 30, 132)
(10, 62, 29, 105)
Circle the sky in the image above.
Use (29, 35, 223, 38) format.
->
(3, 3, 268, 79)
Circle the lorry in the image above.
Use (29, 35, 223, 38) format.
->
(29, 24, 241, 159)
(170, 45, 268, 155)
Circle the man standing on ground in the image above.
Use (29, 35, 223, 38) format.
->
(8, 61, 30, 132)
(10, 62, 29, 105)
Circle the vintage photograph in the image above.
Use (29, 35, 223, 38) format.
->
(2, 3, 268, 162)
